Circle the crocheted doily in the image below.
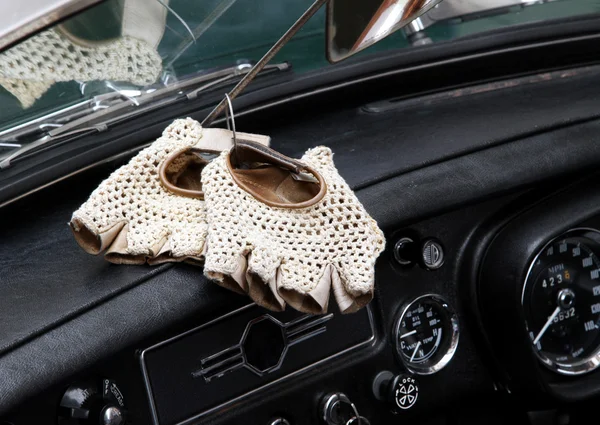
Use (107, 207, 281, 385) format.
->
(70, 118, 270, 265)
(201, 146, 386, 314)
(0, 28, 162, 108)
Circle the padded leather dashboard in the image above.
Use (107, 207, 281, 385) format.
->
(3, 64, 600, 413)
(265, 65, 600, 192)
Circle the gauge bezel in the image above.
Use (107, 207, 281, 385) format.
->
(393, 294, 460, 375)
(521, 227, 600, 376)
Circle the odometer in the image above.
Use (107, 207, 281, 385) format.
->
(522, 228, 600, 375)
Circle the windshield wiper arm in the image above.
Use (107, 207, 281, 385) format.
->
(45, 62, 289, 139)
(0, 61, 291, 169)
(0, 92, 126, 143)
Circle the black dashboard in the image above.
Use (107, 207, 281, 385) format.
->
(1, 180, 507, 425)
(7, 170, 600, 425)
(5, 18, 600, 425)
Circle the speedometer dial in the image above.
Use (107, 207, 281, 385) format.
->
(522, 228, 600, 375)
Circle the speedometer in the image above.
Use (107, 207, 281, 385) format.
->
(522, 228, 600, 375)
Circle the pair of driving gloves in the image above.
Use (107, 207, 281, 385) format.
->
(70, 118, 385, 314)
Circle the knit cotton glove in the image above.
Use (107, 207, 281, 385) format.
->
(69, 118, 270, 265)
(201, 141, 386, 314)
(0, 28, 162, 108)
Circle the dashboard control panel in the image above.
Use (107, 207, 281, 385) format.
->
(140, 303, 374, 425)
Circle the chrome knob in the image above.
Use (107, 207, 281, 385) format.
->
(269, 419, 291, 425)
(101, 406, 124, 425)
(320, 393, 370, 425)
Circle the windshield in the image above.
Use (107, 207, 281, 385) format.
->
(1, 0, 599, 166)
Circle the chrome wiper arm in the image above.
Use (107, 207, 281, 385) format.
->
(46, 62, 290, 139)
(0, 61, 291, 169)
(0, 92, 125, 143)
(0, 125, 108, 170)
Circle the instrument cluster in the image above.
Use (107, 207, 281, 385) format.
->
(474, 178, 600, 404)
(522, 229, 600, 376)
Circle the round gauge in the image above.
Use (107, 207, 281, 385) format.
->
(393, 294, 459, 375)
(522, 228, 600, 375)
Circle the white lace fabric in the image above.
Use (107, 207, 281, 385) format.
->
(0, 28, 162, 108)
(201, 146, 386, 314)
(70, 118, 270, 265)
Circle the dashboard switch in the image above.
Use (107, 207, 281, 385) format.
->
(393, 237, 417, 265)
(58, 379, 126, 425)
(101, 406, 124, 425)
(320, 393, 370, 425)
(393, 236, 445, 270)
(269, 418, 291, 425)
(421, 239, 444, 270)
(373, 371, 419, 411)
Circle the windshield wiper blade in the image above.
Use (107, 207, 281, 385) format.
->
(0, 124, 108, 170)
(0, 92, 127, 143)
(0, 61, 291, 169)
(46, 62, 290, 139)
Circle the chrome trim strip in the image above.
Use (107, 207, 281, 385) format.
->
(192, 312, 335, 382)
(286, 314, 331, 344)
(139, 304, 255, 425)
(139, 304, 376, 425)
(0, 0, 103, 51)
(427, 0, 565, 23)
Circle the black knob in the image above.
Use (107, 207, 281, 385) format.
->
(393, 237, 419, 265)
(372, 371, 419, 411)
(393, 236, 444, 270)
(58, 379, 126, 425)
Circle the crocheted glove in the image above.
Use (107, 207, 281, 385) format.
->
(70, 118, 270, 265)
(201, 141, 386, 314)
(1, 0, 169, 108)
(0, 28, 161, 108)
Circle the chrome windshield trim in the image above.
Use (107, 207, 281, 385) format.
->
(403, 0, 567, 39)
(0, 0, 103, 51)
(428, 0, 565, 22)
